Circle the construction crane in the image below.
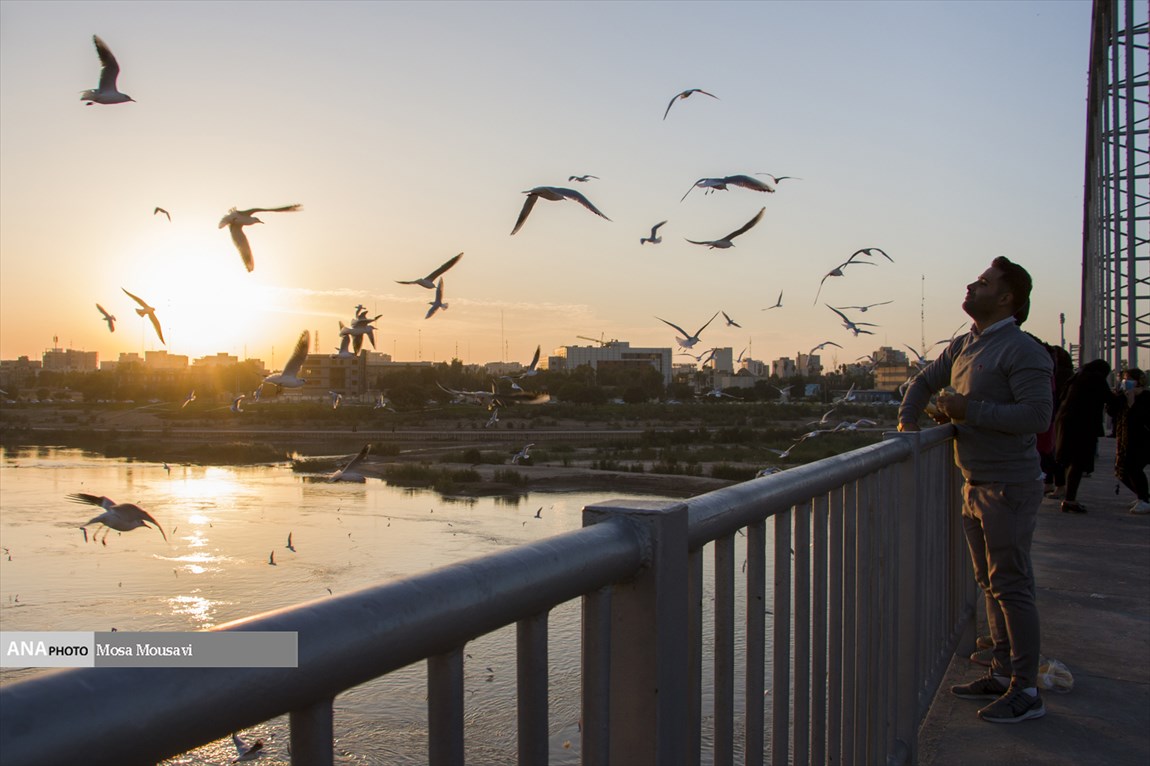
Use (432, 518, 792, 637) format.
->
(576, 334, 617, 347)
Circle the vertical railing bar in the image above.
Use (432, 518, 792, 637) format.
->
(428, 647, 465, 766)
(860, 473, 877, 766)
(839, 483, 857, 766)
(811, 494, 828, 766)
(289, 696, 335, 766)
(793, 499, 811, 766)
(517, 612, 550, 766)
(746, 519, 767, 766)
(582, 586, 611, 766)
(852, 477, 870, 766)
(715, 534, 735, 766)
(827, 486, 844, 766)
(770, 508, 792, 766)
(882, 467, 897, 761)
(688, 547, 704, 766)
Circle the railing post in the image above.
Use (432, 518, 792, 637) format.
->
(584, 499, 689, 766)
(885, 430, 922, 766)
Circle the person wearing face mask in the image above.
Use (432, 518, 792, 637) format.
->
(1108, 368, 1150, 515)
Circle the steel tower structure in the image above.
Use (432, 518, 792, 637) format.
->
(1082, 0, 1149, 372)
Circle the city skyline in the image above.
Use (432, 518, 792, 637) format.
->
(0, 1, 1100, 375)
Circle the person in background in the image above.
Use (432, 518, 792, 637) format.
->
(1109, 368, 1150, 515)
(1053, 359, 1115, 514)
(899, 256, 1052, 724)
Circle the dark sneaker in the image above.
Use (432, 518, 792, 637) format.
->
(978, 687, 1045, 723)
(951, 672, 1009, 700)
(969, 648, 993, 667)
(1060, 500, 1088, 514)
(975, 635, 993, 650)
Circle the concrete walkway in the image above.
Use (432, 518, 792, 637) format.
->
(918, 437, 1150, 765)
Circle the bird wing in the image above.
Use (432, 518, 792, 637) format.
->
(128, 505, 167, 541)
(92, 35, 121, 92)
(282, 330, 310, 376)
(68, 492, 109, 509)
(852, 247, 893, 262)
(663, 93, 680, 120)
(121, 287, 150, 310)
(510, 192, 539, 235)
(147, 311, 165, 345)
(425, 252, 464, 281)
(723, 175, 773, 193)
(655, 316, 692, 339)
(694, 89, 719, 99)
(229, 223, 255, 272)
(723, 207, 765, 241)
(693, 310, 721, 338)
(527, 345, 541, 370)
(96, 303, 113, 321)
(240, 204, 303, 216)
(153, 207, 170, 221)
(684, 238, 715, 247)
(343, 444, 371, 473)
(826, 305, 851, 324)
(556, 187, 610, 220)
(680, 179, 706, 203)
(651, 220, 667, 235)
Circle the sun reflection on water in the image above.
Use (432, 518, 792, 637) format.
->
(166, 591, 220, 627)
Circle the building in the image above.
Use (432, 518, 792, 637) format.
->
(548, 341, 673, 386)
(41, 345, 98, 373)
(0, 356, 41, 389)
(739, 357, 768, 377)
(193, 352, 239, 368)
(144, 350, 189, 371)
(771, 357, 797, 379)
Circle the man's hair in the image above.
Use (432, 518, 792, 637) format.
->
(992, 256, 1033, 313)
(1126, 368, 1145, 385)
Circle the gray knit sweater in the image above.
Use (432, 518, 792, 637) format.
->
(899, 318, 1053, 483)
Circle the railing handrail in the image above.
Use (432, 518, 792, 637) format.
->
(0, 518, 645, 766)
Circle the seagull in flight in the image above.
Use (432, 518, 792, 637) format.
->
(849, 247, 893, 262)
(328, 391, 342, 410)
(721, 311, 741, 328)
(831, 300, 892, 313)
(328, 444, 371, 482)
(568, 174, 598, 183)
(640, 220, 667, 245)
(181, 390, 196, 408)
(685, 207, 765, 249)
(663, 88, 718, 120)
(511, 443, 535, 465)
(331, 333, 357, 359)
(231, 732, 264, 762)
(485, 407, 500, 428)
(826, 305, 877, 336)
(809, 340, 843, 356)
(762, 290, 783, 311)
(69, 493, 167, 543)
(260, 330, 310, 392)
(511, 186, 610, 235)
(218, 204, 303, 272)
(230, 395, 245, 413)
(655, 311, 720, 349)
(680, 174, 777, 202)
(425, 278, 447, 318)
(153, 207, 171, 222)
(81, 35, 134, 105)
(813, 257, 876, 305)
(286, 532, 296, 552)
(755, 173, 801, 190)
(121, 288, 165, 344)
(95, 303, 116, 332)
(396, 252, 463, 289)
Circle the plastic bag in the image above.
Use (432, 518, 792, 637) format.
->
(1038, 655, 1074, 693)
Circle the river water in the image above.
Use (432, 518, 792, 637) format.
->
(1, 445, 760, 764)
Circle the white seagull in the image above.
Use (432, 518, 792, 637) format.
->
(568, 174, 599, 182)
(153, 207, 171, 222)
(485, 408, 500, 428)
(328, 391, 342, 410)
(680, 174, 777, 202)
(121, 287, 165, 344)
(685, 207, 765, 249)
(396, 252, 463, 289)
(640, 220, 667, 245)
(260, 330, 310, 392)
(721, 311, 741, 328)
(328, 444, 371, 482)
(231, 732, 264, 763)
(655, 311, 720, 349)
(849, 247, 893, 262)
(762, 290, 784, 311)
(81, 35, 135, 105)
(425, 278, 448, 318)
(69, 493, 167, 543)
(511, 186, 610, 235)
(663, 88, 718, 120)
(181, 390, 196, 408)
(331, 334, 357, 359)
(813, 257, 876, 305)
(511, 443, 535, 465)
(809, 340, 843, 356)
(831, 300, 892, 313)
(96, 303, 116, 332)
(230, 395, 245, 413)
(826, 305, 877, 337)
(218, 204, 303, 272)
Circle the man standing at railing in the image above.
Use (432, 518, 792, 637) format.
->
(898, 256, 1053, 724)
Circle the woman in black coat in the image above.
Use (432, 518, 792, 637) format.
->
(1054, 359, 1115, 513)
(1109, 368, 1150, 514)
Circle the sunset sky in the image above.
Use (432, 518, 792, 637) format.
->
(0, 0, 1100, 373)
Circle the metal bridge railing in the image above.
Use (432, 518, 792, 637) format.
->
(0, 426, 970, 766)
